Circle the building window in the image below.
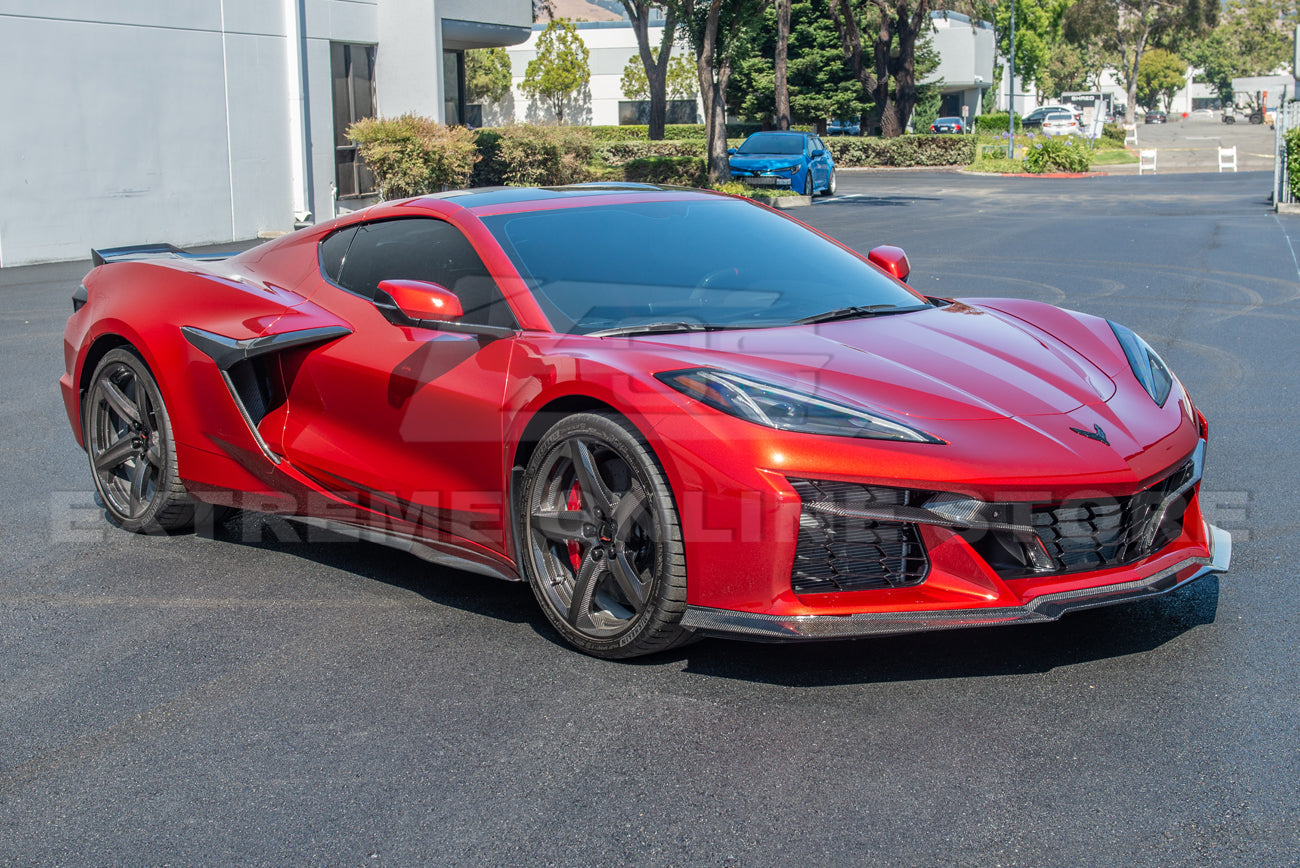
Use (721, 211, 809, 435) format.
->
(332, 42, 377, 198)
(443, 50, 465, 126)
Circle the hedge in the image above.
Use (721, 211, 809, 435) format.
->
(594, 140, 704, 166)
(826, 134, 976, 167)
(347, 114, 479, 198)
(1286, 127, 1300, 202)
(975, 112, 1022, 135)
(622, 156, 708, 187)
(471, 124, 593, 187)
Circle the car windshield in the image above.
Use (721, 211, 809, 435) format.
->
(736, 134, 804, 155)
(480, 198, 927, 335)
(936, 117, 960, 124)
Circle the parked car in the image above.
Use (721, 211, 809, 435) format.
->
(63, 184, 1230, 659)
(728, 131, 836, 197)
(1041, 111, 1081, 137)
(827, 118, 861, 136)
(929, 116, 965, 134)
(1022, 105, 1081, 129)
(1145, 110, 1168, 124)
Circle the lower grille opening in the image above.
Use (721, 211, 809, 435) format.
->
(788, 479, 930, 594)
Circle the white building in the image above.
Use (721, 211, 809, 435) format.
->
(1, 0, 531, 266)
(926, 12, 997, 122)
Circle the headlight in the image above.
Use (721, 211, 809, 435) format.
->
(1109, 321, 1173, 406)
(656, 369, 943, 443)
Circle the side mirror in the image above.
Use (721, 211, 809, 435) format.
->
(727, 147, 738, 155)
(867, 245, 911, 283)
(377, 279, 463, 321)
(811, 149, 826, 158)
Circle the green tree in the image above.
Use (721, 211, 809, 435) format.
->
(726, 0, 867, 130)
(465, 48, 513, 105)
(1063, 0, 1215, 115)
(988, 0, 1073, 88)
(1183, 0, 1295, 103)
(521, 19, 592, 123)
(666, 0, 771, 182)
(620, 47, 699, 99)
(1136, 47, 1187, 108)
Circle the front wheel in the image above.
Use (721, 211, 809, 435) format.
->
(84, 347, 196, 533)
(803, 172, 814, 196)
(518, 413, 690, 659)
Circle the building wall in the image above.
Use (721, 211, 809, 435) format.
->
(925, 12, 996, 122)
(0, 0, 530, 266)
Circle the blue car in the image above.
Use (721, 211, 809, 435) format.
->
(727, 131, 836, 197)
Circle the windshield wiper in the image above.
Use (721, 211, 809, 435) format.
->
(587, 321, 731, 338)
(793, 304, 924, 325)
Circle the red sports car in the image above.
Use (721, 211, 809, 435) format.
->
(61, 184, 1230, 658)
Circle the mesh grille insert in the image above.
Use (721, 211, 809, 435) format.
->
(788, 479, 930, 594)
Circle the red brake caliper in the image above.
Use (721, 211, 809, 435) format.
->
(566, 481, 584, 573)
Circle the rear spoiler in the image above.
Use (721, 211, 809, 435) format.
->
(90, 243, 239, 267)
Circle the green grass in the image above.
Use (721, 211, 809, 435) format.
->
(1088, 148, 1139, 166)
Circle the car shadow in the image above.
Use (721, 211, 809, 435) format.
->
(676, 577, 1220, 685)
(819, 194, 944, 207)
(208, 512, 1219, 683)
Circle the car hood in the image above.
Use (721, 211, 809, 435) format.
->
(631, 302, 1119, 422)
(729, 154, 804, 170)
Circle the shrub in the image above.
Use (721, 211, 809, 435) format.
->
(1100, 122, 1128, 146)
(346, 114, 479, 199)
(975, 112, 1021, 135)
(472, 124, 593, 186)
(1286, 128, 1300, 202)
(595, 140, 704, 166)
(1021, 135, 1091, 173)
(622, 156, 708, 186)
(826, 135, 975, 167)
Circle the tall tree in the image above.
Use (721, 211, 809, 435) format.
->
(621, 2, 682, 140)
(668, 0, 771, 182)
(987, 0, 1072, 89)
(620, 48, 699, 99)
(774, 0, 793, 128)
(1063, 0, 1215, 115)
(521, 19, 592, 124)
(830, 0, 934, 137)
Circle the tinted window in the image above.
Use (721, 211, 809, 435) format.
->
(737, 134, 805, 155)
(481, 198, 925, 334)
(319, 226, 357, 282)
(335, 218, 515, 328)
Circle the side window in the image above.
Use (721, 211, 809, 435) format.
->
(319, 226, 357, 282)
(333, 218, 516, 329)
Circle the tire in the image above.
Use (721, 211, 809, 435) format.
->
(820, 169, 836, 197)
(84, 347, 196, 533)
(518, 413, 690, 659)
(803, 172, 814, 196)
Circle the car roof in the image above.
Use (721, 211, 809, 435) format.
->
(359, 184, 730, 220)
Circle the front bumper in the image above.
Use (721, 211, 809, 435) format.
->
(680, 524, 1231, 641)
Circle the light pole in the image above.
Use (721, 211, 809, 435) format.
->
(1007, 0, 1016, 159)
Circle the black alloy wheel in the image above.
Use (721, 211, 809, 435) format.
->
(821, 168, 837, 197)
(803, 172, 814, 196)
(84, 348, 196, 533)
(520, 413, 689, 658)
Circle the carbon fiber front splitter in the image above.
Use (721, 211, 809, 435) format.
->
(679, 525, 1232, 641)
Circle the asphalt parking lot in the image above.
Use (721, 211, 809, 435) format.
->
(3, 168, 1299, 866)
(1100, 112, 1278, 173)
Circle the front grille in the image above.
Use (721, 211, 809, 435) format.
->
(1029, 459, 1195, 574)
(788, 479, 930, 594)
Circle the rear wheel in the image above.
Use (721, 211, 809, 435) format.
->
(84, 348, 196, 533)
(821, 169, 837, 197)
(519, 413, 690, 659)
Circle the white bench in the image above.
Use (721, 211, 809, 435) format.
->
(1139, 148, 1157, 175)
(1124, 124, 1138, 147)
(1218, 145, 1237, 173)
